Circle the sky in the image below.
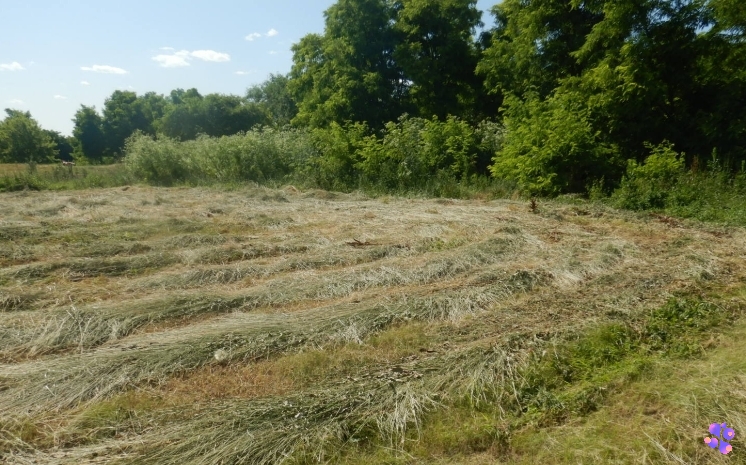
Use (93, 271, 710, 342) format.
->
(0, 0, 499, 136)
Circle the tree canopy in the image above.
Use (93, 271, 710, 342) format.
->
(0, 109, 57, 164)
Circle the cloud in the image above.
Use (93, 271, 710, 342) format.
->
(81, 65, 128, 74)
(246, 29, 278, 41)
(8, 99, 24, 105)
(160, 46, 175, 51)
(234, 70, 256, 75)
(268, 50, 278, 55)
(190, 50, 230, 62)
(152, 50, 191, 68)
(152, 49, 230, 68)
(80, 80, 90, 86)
(0, 61, 25, 71)
(54, 95, 67, 100)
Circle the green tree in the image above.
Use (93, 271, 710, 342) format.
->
(393, 0, 483, 119)
(72, 105, 106, 162)
(199, 94, 267, 137)
(477, 0, 604, 100)
(479, 0, 746, 193)
(44, 130, 74, 161)
(246, 74, 298, 127)
(289, 0, 407, 129)
(0, 109, 57, 163)
(101, 90, 162, 156)
(158, 89, 204, 140)
(158, 91, 268, 140)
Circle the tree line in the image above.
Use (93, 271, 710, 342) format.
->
(2, 0, 745, 197)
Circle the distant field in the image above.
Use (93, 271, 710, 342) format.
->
(0, 185, 744, 464)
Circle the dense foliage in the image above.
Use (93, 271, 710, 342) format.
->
(0, 110, 57, 164)
(4, 0, 745, 203)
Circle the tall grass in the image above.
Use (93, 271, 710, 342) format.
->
(0, 163, 133, 192)
(124, 128, 315, 186)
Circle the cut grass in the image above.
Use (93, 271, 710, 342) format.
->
(1, 185, 746, 464)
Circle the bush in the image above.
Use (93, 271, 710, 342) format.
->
(491, 92, 623, 196)
(307, 122, 368, 191)
(357, 115, 481, 192)
(611, 141, 685, 210)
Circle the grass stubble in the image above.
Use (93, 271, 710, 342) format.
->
(0, 185, 745, 464)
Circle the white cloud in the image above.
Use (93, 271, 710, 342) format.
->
(81, 65, 128, 74)
(54, 95, 67, 100)
(152, 49, 230, 68)
(191, 50, 230, 62)
(160, 46, 175, 51)
(267, 28, 278, 37)
(152, 50, 191, 68)
(80, 80, 90, 86)
(245, 32, 261, 41)
(0, 61, 25, 71)
(8, 99, 24, 105)
(234, 70, 256, 75)
(268, 50, 278, 55)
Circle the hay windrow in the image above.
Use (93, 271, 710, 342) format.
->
(1, 186, 745, 463)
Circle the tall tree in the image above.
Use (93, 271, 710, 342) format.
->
(477, 0, 604, 100)
(289, 0, 407, 129)
(482, 0, 746, 193)
(158, 89, 204, 140)
(0, 109, 57, 163)
(101, 90, 159, 156)
(158, 91, 268, 140)
(72, 105, 106, 162)
(44, 130, 74, 161)
(393, 0, 483, 119)
(246, 74, 298, 126)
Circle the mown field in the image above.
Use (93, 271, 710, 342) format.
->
(1, 185, 745, 464)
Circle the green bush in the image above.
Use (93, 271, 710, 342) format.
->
(356, 115, 481, 192)
(611, 141, 685, 210)
(307, 122, 368, 191)
(491, 93, 623, 196)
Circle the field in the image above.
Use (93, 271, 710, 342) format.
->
(1, 184, 745, 464)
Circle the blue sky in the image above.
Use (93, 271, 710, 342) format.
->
(0, 0, 499, 135)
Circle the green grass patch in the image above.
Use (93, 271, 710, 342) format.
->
(333, 293, 745, 464)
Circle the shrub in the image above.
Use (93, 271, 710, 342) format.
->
(491, 92, 623, 196)
(308, 122, 368, 191)
(357, 115, 481, 192)
(612, 141, 685, 210)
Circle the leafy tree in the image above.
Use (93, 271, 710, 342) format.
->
(393, 0, 483, 119)
(72, 105, 106, 162)
(491, 92, 622, 195)
(246, 74, 298, 126)
(478, 0, 746, 193)
(44, 130, 74, 161)
(101, 90, 162, 156)
(158, 91, 268, 140)
(477, 0, 604, 100)
(199, 94, 267, 137)
(158, 89, 204, 140)
(0, 109, 57, 163)
(289, 0, 407, 129)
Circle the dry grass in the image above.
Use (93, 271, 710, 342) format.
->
(1, 185, 746, 464)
